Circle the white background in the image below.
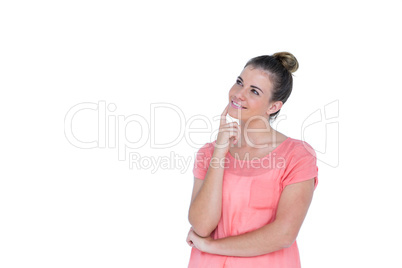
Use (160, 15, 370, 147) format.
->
(1, 0, 401, 267)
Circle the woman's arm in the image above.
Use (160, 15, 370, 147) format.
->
(188, 149, 227, 237)
(187, 178, 315, 256)
(188, 104, 240, 238)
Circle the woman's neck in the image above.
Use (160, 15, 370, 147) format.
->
(236, 118, 279, 149)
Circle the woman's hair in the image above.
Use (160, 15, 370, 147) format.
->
(244, 52, 299, 121)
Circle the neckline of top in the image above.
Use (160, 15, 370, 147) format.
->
(225, 137, 292, 162)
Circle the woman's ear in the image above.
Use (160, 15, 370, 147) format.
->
(266, 101, 283, 116)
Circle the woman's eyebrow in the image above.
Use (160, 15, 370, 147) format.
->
(237, 76, 264, 94)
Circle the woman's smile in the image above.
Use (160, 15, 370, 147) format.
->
(230, 100, 247, 109)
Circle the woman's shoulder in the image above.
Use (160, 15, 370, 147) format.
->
(281, 137, 316, 158)
(286, 137, 313, 147)
(195, 141, 216, 156)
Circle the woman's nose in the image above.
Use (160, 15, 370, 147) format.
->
(235, 87, 247, 100)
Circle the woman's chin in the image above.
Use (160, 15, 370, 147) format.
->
(228, 109, 242, 119)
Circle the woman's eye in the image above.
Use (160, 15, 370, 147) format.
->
(251, 89, 259, 95)
(236, 79, 242, 85)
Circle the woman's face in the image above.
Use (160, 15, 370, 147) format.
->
(228, 65, 277, 122)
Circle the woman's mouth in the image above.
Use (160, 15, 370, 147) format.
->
(231, 100, 246, 109)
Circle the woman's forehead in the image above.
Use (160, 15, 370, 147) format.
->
(240, 66, 272, 86)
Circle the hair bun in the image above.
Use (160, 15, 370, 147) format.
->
(273, 52, 299, 73)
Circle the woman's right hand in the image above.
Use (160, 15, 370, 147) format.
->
(214, 104, 240, 154)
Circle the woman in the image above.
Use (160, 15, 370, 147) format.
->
(186, 52, 318, 267)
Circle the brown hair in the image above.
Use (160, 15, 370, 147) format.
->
(244, 52, 299, 120)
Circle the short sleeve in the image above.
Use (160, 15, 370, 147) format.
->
(192, 142, 214, 180)
(282, 141, 319, 190)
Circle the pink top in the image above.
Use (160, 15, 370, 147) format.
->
(188, 137, 318, 268)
